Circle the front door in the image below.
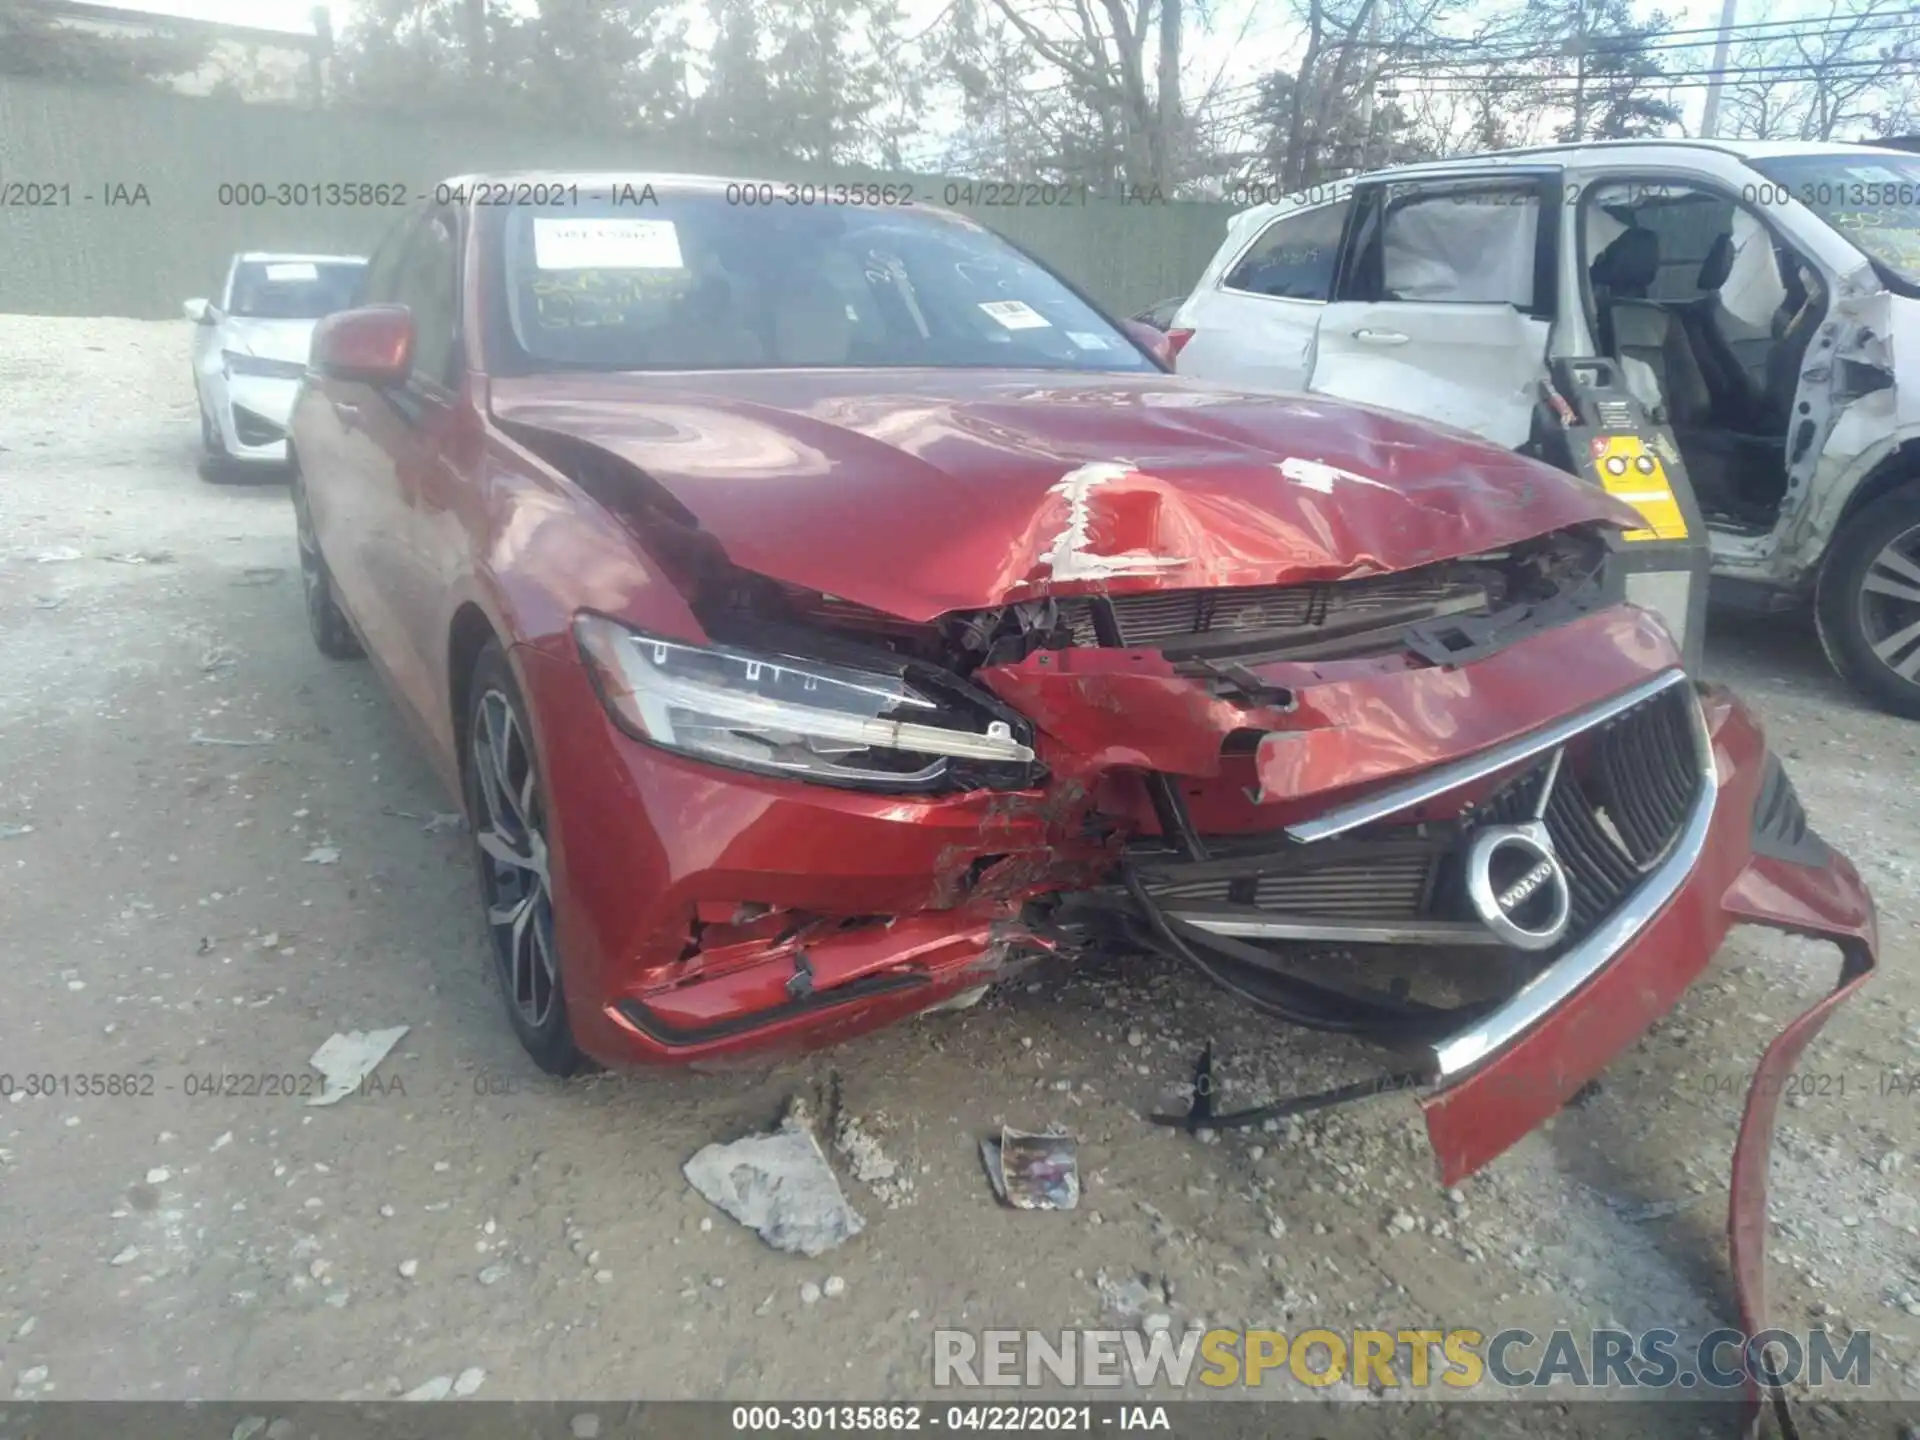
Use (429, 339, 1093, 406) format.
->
(1307, 171, 1560, 450)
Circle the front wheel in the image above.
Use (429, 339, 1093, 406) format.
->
(1815, 484, 1920, 720)
(197, 389, 237, 482)
(292, 475, 364, 660)
(463, 642, 588, 1076)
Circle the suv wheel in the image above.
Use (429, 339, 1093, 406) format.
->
(198, 393, 235, 482)
(1816, 484, 1920, 720)
(463, 642, 589, 1077)
(293, 475, 364, 660)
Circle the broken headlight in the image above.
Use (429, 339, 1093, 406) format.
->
(574, 613, 1036, 792)
(222, 350, 306, 380)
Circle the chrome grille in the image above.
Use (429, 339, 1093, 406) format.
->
(1056, 570, 1493, 647)
(1474, 680, 1704, 939)
(1134, 678, 1706, 948)
(1145, 853, 1433, 918)
(1545, 682, 1702, 935)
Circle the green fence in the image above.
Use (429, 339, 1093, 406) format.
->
(0, 76, 1235, 319)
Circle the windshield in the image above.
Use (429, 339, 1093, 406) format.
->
(486, 193, 1155, 374)
(227, 260, 366, 319)
(1744, 153, 1920, 288)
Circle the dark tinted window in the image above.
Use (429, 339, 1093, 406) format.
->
(487, 193, 1154, 374)
(1223, 201, 1350, 300)
(391, 210, 460, 386)
(227, 260, 366, 319)
(358, 215, 420, 305)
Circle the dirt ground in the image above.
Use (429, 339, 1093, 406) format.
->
(1, 318, 1916, 1430)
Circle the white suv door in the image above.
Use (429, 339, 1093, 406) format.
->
(1306, 172, 1560, 449)
(1173, 195, 1353, 392)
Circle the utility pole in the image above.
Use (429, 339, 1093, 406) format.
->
(464, 0, 486, 78)
(1357, 1, 1378, 169)
(1569, 0, 1588, 141)
(1698, 0, 1739, 137)
(308, 5, 330, 108)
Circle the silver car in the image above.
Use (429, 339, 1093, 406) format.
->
(184, 252, 367, 476)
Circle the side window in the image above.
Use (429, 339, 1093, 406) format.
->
(1353, 180, 1543, 309)
(359, 209, 427, 306)
(1222, 200, 1351, 301)
(390, 208, 461, 388)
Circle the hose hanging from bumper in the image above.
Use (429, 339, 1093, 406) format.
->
(1118, 862, 1489, 1044)
(1119, 860, 1505, 1130)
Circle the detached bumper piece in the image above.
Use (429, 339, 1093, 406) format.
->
(1100, 670, 1714, 1055)
(1105, 674, 1875, 1431)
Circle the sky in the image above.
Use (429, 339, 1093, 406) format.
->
(73, 0, 1854, 139)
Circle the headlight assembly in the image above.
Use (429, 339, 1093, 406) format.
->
(222, 349, 307, 380)
(574, 613, 1036, 792)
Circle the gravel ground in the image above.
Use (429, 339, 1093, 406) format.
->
(0, 318, 1916, 1432)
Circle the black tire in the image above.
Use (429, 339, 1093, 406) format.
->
(198, 394, 237, 483)
(1815, 483, 1920, 721)
(292, 474, 364, 660)
(463, 642, 589, 1077)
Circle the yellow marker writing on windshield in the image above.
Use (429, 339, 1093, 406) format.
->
(1589, 434, 1688, 541)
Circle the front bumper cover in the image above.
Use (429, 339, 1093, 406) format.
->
(520, 628, 1875, 1421)
(1414, 682, 1877, 1426)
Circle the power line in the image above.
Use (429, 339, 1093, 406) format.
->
(1189, 14, 1915, 111)
(1396, 9, 1920, 56)
(1190, 20, 1912, 114)
(1378, 18, 1914, 68)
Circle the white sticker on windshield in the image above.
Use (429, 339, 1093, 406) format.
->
(265, 262, 319, 282)
(979, 300, 1052, 330)
(534, 218, 685, 271)
(1847, 166, 1907, 185)
(1066, 331, 1110, 350)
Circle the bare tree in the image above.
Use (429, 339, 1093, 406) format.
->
(1718, 0, 1920, 141)
(1271, 0, 1481, 187)
(970, 0, 1200, 187)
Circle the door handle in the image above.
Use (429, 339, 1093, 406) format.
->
(1351, 328, 1410, 345)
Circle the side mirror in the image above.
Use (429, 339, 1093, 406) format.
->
(183, 298, 217, 325)
(1121, 318, 1174, 368)
(312, 305, 414, 387)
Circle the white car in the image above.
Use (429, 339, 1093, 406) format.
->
(1172, 140, 1920, 717)
(184, 252, 367, 475)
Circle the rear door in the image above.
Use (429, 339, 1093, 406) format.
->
(1307, 171, 1561, 448)
(1173, 194, 1354, 392)
(300, 211, 437, 715)
(355, 205, 467, 736)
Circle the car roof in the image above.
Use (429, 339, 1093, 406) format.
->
(1355, 136, 1910, 179)
(435, 171, 781, 194)
(233, 252, 368, 265)
(429, 171, 968, 215)
(1225, 138, 1916, 227)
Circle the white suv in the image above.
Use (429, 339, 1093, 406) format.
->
(1173, 140, 1920, 718)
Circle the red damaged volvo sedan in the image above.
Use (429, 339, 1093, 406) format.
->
(291, 173, 1876, 1365)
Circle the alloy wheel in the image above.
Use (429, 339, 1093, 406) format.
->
(294, 489, 328, 633)
(470, 689, 558, 1029)
(1856, 522, 1920, 686)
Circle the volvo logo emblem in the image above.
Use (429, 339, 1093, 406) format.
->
(1464, 748, 1572, 951)
(1466, 823, 1572, 951)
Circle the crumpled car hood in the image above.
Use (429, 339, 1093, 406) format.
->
(220, 317, 318, 365)
(489, 369, 1641, 622)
